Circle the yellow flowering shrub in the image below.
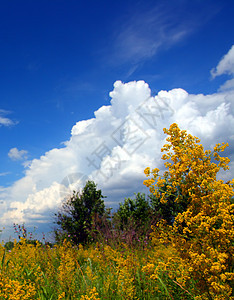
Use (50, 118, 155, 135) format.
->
(144, 123, 234, 300)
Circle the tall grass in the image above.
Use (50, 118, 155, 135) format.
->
(0, 238, 196, 300)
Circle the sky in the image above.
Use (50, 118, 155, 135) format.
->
(0, 0, 234, 241)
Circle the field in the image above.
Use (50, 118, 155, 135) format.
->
(0, 237, 197, 300)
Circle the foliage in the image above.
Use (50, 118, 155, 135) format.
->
(111, 193, 157, 245)
(144, 123, 234, 300)
(149, 181, 188, 225)
(54, 180, 106, 245)
(4, 241, 14, 251)
(114, 193, 151, 228)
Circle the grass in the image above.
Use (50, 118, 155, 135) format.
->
(0, 238, 197, 300)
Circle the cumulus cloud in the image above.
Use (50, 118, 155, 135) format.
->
(211, 45, 234, 78)
(8, 148, 28, 161)
(0, 80, 233, 237)
(0, 109, 16, 127)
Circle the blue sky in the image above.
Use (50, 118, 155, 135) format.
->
(0, 0, 234, 240)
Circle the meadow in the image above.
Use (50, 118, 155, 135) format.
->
(0, 237, 197, 300)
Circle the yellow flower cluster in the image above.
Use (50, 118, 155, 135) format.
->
(1, 238, 176, 299)
(80, 287, 100, 300)
(144, 123, 234, 300)
(0, 273, 36, 300)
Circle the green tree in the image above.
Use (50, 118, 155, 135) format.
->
(115, 193, 151, 228)
(149, 182, 188, 225)
(54, 180, 105, 245)
(113, 193, 156, 244)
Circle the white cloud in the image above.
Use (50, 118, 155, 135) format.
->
(211, 45, 234, 78)
(108, 2, 216, 70)
(219, 78, 234, 91)
(1, 182, 62, 224)
(111, 8, 190, 66)
(211, 45, 234, 92)
(0, 80, 233, 237)
(0, 109, 16, 127)
(0, 172, 10, 177)
(8, 148, 28, 161)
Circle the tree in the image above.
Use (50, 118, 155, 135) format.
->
(114, 193, 151, 229)
(144, 123, 234, 299)
(54, 180, 105, 245)
(112, 193, 156, 244)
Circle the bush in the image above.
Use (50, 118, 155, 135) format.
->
(144, 123, 234, 299)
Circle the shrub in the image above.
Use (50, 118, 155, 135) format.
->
(144, 123, 234, 300)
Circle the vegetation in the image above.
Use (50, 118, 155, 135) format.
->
(149, 181, 188, 225)
(0, 238, 194, 300)
(144, 123, 234, 300)
(0, 123, 233, 299)
(111, 193, 155, 245)
(54, 180, 106, 245)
